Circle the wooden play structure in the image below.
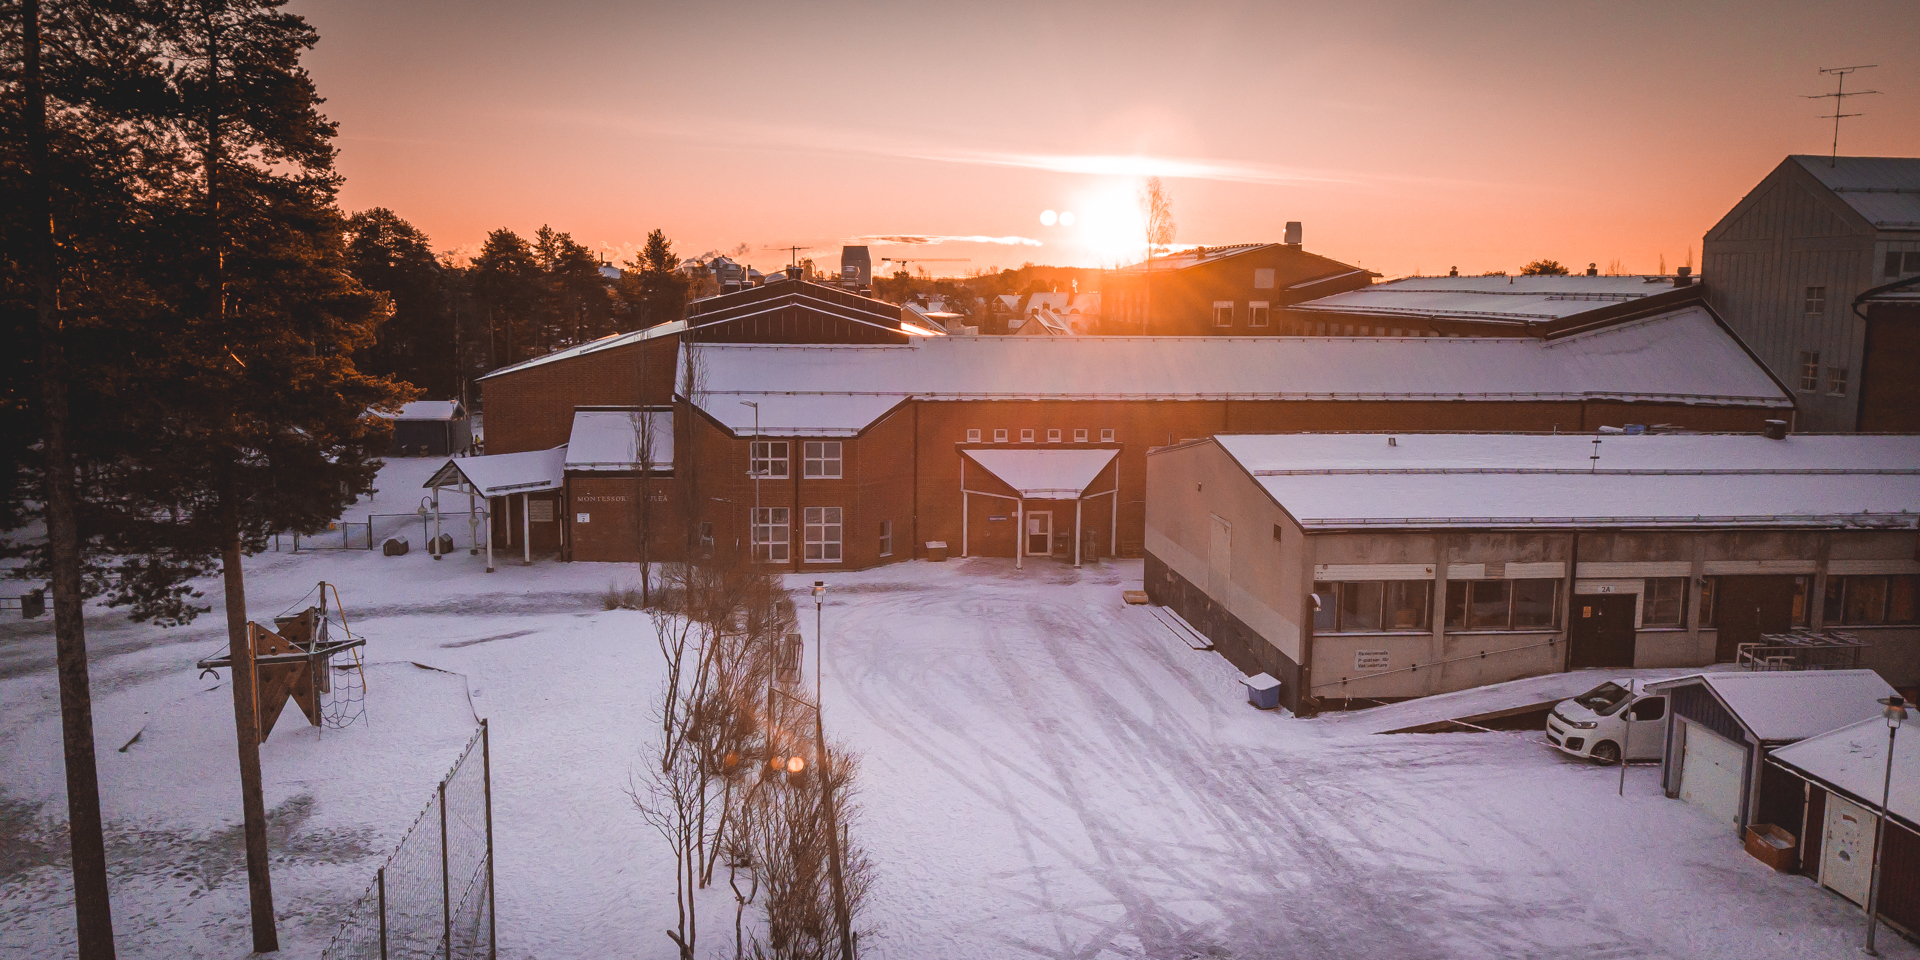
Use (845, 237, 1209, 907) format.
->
(197, 581, 368, 739)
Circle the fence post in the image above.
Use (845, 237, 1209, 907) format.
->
(377, 866, 388, 960)
(368, 513, 375, 550)
(440, 779, 451, 959)
(482, 718, 497, 960)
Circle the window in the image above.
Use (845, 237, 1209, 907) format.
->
(752, 507, 790, 562)
(1804, 286, 1826, 314)
(1629, 698, 1666, 722)
(698, 521, 715, 556)
(1074, 428, 1088, 442)
(1886, 251, 1920, 278)
(1699, 577, 1716, 626)
(1446, 578, 1561, 630)
(803, 507, 842, 562)
(750, 440, 789, 478)
(1828, 575, 1920, 625)
(966, 429, 981, 443)
(1212, 301, 1234, 327)
(1316, 580, 1431, 633)
(879, 520, 893, 557)
(1254, 268, 1275, 289)
(1020, 428, 1035, 443)
(1827, 366, 1849, 397)
(1100, 428, 1115, 442)
(1047, 428, 1061, 442)
(993, 428, 1008, 443)
(1799, 351, 1821, 392)
(1643, 577, 1687, 627)
(802, 441, 842, 479)
(1248, 301, 1270, 328)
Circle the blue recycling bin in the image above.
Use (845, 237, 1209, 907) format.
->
(1242, 672, 1282, 710)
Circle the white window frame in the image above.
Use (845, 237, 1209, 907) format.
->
(1020, 428, 1035, 443)
(993, 428, 1008, 443)
(750, 440, 789, 479)
(1799, 351, 1821, 392)
(1073, 428, 1088, 442)
(1804, 286, 1826, 314)
(1212, 301, 1234, 327)
(966, 429, 981, 443)
(803, 506, 842, 563)
(1248, 301, 1270, 328)
(1046, 428, 1061, 442)
(752, 507, 790, 563)
(803, 440, 842, 479)
(1100, 428, 1115, 442)
(1827, 366, 1849, 397)
(879, 519, 893, 557)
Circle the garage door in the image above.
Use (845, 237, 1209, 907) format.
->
(1678, 721, 1746, 830)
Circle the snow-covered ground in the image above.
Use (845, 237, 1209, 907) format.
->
(0, 460, 1910, 959)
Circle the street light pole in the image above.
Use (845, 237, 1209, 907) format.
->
(812, 581, 854, 959)
(1865, 694, 1907, 956)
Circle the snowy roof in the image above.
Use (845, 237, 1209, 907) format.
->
(385, 400, 464, 421)
(424, 446, 566, 497)
(963, 449, 1117, 499)
(564, 409, 673, 472)
(1769, 714, 1919, 825)
(478, 321, 685, 381)
(1793, 155, 1920, 231)
(687, 306, 1789, 436)
(1646, 670, 1897, 742)
(1294, 275, 1688, 324)
(704, 396, 907, 438)
(1215, 433, 1920, 474)
(1117, 242, 1273, 272)
(1205, 433, 1920, 529)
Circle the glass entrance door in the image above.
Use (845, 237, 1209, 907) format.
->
(1025, 511, 1052, 556)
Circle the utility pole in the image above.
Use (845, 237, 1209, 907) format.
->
(1805, 66, 1879, 167)
(812, 583, 854, 959)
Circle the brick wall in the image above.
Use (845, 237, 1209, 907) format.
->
(480, 336, 677, 454)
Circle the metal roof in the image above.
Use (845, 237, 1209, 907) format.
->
(1792, 155, 1920, 231)
(564, 409, 673, 472)
(1200, 433, 1920, 530)
(1293, 274, 1687, 324)
(688, 305, 1791, 435)
(1644, 670, 1897, 742)
(1770, 715, 1920, 826)
(477, 321, 685, 381)
(963, 449, 1117, 499)
(423, 447, 566, 497)
(383, 400, 464, 420)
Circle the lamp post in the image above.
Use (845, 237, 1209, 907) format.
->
(1865, 694, 1907, 956)
(811, 581, 854, 960)
(741, 401, 760, 561)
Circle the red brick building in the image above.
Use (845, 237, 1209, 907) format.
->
(463, 300, 1796, 571)
(1103, 240, 1373, 335)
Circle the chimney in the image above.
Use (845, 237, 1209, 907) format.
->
(1763, 419, 1788, 441)
(1448, 266, 1458, 277)
(1673, 265, 1692, 288)
(1586, 263, 1598, 276)
(1284, 221, 1303, 246)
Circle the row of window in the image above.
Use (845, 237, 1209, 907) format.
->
(1211, 301, 1272, 327)
(749, 507, 893, 563)
(964, 428, 1117, 444)
(748, 440, 841, 479)
(1310, 574, 1917, 634)
(1796, 351, 1848, 397)
(1312, 579, 1562, 634)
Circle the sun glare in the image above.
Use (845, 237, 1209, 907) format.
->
(1065, 180, 1149, 267)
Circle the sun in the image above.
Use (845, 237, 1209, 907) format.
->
(1064, 180, 1148, 267)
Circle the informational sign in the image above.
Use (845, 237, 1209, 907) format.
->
(528, 500, 554, 523)
(988, 515, 1009, 522)
(1355, 650, 1390, 672)
(576, 513, 590, 524)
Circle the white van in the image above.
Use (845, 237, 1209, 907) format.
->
(1545, 679, 1668, 764)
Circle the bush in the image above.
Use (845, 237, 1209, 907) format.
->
(603, 582, 647, 611)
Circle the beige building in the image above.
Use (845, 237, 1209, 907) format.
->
(1143, 433, 1920, 715)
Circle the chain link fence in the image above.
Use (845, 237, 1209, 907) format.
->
(273, 513, 481, 554)
(323, 720, 496, 960)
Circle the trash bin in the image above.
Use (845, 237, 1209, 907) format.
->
(1242, 673, 1282, 710)
(382, 536, 410, 556)
(925, 541, 949, 562)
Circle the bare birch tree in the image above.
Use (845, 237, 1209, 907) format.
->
(1139, 177, 1176, 335)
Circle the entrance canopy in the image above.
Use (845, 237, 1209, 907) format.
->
(425, 446, 566, 497)
(963, 449, 1116, 500)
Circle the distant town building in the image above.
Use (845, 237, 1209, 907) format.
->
(1103, 232, 1372, 335)
(1704, 156, 1920, 431)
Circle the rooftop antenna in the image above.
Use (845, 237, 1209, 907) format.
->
(1805, 65, 1879, 167)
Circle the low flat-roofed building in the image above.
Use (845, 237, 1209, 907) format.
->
(1287, 273, 1704, 337)
(1767, 710, 1920, 932)
(1144, 432, 1920, 714)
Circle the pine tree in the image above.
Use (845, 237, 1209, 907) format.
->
(346, 207, 455, 397)
(471, 227, 540, 365)
(618, 229, 691, 329)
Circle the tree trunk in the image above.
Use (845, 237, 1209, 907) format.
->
(24, 3, 119, 954)
(221, 498, 279, 952)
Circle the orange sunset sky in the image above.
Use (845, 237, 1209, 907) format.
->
(294, 0, 1920, 279)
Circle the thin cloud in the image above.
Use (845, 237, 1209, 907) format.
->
(903, 150, 1353, 187)
(857, 234, 1043, 247)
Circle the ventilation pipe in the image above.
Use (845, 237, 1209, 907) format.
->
(1284, 222, 1302, 246)
(1763, 419, 1789, 441)
(1673, 266, 1693, 288)
(1586, 263, 1598, 276)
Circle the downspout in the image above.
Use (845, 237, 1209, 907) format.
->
(1851, 273, 1920, 429)
(912, 402, 920, 560)
(1562, 530, 1580, 672)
